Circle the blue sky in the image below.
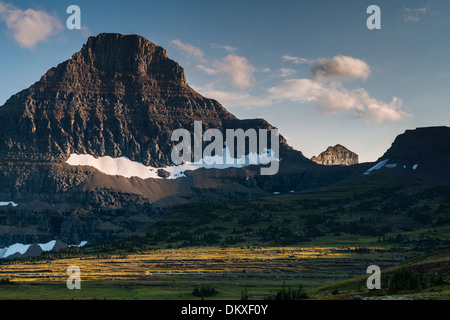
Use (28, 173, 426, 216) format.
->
(0, 0, 449, 162)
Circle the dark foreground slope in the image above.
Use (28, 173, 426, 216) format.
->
(309, 246, 450, 300)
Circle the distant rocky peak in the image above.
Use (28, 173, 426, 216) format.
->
(311, 144, 358, 166)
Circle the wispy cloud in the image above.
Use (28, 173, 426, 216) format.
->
(280, 68, 296, 78)
(196, 64, 217, 75)
(215, 54, 255, 89)
(210, 43, 237, 53)
(282, 54, 313, 65)
(401, 7, 428, 22)
(0, 1, 63, 50)
(171, 39, 255, 89)
(170, 39, 205, 60)
(268, 79, 323, 103)
(193, 85, 271, 109)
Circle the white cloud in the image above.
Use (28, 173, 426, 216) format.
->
(222, 45, 237, 53)
(210, 43, 237, 53)
(315, 87, 359, 114)
(193, 85, 271, 108)
(282, 55, 312, 64)
(197, 65, 217, 75)
(215, 54, 255, 89)
(172, 39, 254, 89)
(268, 79, 323, 103)
(280, 68, 296, 78)
(0, 1, 63, 50)
(268, 79, 411, 123)
(355, 90, 410, 123)
(311, 55, 371, 81)
(170, 39, 204, 59)
(401, 7, 428, 22)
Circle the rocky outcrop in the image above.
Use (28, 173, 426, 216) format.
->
(311, 144, 358, 166)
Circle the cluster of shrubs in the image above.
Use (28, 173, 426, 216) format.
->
(389, 267, 445, 293)
(265, 283, 308, 300)
(192, 285, 218, 298)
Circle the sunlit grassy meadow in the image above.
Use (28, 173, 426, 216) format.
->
(0, 246, 418, 300)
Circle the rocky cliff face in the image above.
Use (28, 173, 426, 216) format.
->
(372, 126, 450, 182)
(379, 127, 450, 164)
(0, 33, 294, 166)
(311, 144, 358, 166)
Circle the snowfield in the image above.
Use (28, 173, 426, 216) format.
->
(66, 149, 279, 180)
(0, 243, 30, 258)
(39, 240, 56, 251)
(364, 159, 389, 175)
(0, 201, 18, 207)
(70, 241, 88, 248)
(0, 241, 87, 259)
(364, 160, 420, 175)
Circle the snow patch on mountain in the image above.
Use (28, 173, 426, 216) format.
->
(364, 159, 389, 175)
(70, 241, 88, 248)
(39, 240, 56, 251)
(0, 201, 18, 207)
(66, 148, 278, 180)
(1, 243, 30, 258)
(0, 240, 88, 259)
(365, 160, 421, 175)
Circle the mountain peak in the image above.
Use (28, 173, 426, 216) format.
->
(72, 33, 186, 84)
(86, 33, 156, 48)
(312, 144, 358, 166)
(326, 144, 346, 152)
